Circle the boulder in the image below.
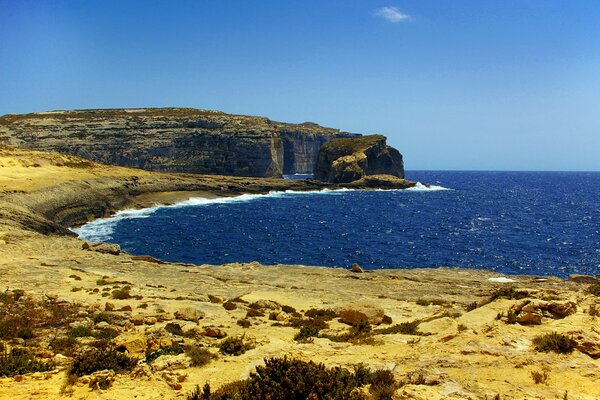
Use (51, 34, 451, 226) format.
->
(315, 135, 404, 183)
(174, 307, 205, 322)
(114, 333, 147, 355)
(350, 263, 364, 273)
(339, 304, 385, 325)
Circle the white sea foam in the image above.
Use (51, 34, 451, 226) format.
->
(72, 184, 448, 242)
(405, 182, 451, 191)
(488, 277, 516, 283)
(71, 188, 354, 242)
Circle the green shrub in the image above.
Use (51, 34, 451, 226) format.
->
(588, 284, 600, 297)
(219, 336, 254, 356)
(375, 321, 423, 335)
(489, 288, 528, 301)
(187, 357, 396, 400)
(186, 346, 217, 367)
(49, 337, 79, 356)
(68, 326, 94, 338)
(69, 345, 137, 377)
(304, 308, 338, 320)
(111, 287, 133, 300)
(532, 332, 575, 354)
(145, 345, 184, 363)
(0, 347, 54, 377)
(294, 326, 319, 343)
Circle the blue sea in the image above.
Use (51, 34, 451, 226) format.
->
(74, 171, 600, 278)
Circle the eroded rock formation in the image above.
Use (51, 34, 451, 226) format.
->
(0, 108, 358, 177)
(314, 135, 404, 183)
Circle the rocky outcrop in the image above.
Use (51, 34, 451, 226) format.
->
(0, 108, 358, 177)
(314, 135, 404, 183)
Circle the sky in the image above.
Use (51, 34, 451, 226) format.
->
(1, 1, 599, 171)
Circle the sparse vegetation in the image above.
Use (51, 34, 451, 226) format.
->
(531, 369, 549, 384)
(588, 284, 600, 297)
(145, 345, 184, 363)
(111, 286, 132, 299)
(375, 321, 425, 336)
(69, 345, 138, 377)
(416, 298, 430, 306)
(532, 332, 575, 354)
(489, 287, 528, 301)
(294, 326, 319, 343)
(218, 336, 254, 356)
(0, 347, 54, 377)
(466, 301, 479, 311)
(187, 357, 397, 400)
(186, 346, 217, 367)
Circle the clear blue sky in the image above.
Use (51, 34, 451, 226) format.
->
(1, 1, 599, 171)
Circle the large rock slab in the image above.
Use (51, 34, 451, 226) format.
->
(314, 135, 404, 183)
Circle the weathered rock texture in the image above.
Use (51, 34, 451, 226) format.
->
(0, 108, 358, 177)
(314, 135, 404, 183)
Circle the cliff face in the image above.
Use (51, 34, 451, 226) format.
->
(314, 135, 404, 183)
(0, 108, 358, 177)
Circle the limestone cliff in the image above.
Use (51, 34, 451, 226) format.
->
(0, 108, 358, 177)
(314, 135, 404, 183)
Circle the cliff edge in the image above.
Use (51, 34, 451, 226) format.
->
(314, 135, 404, 183)
(0, 108, 359, 177)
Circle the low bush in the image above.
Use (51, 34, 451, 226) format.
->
(531, 369, 549, 384)
(145, 345, 184, 363)
(49, 337, 79, 356)
(489, 288, 528, 301)
(111, 287, 132, 300)
(293, 326, 319, 343)
(375, 321, 424, 336)
(588, 284, 600, 297)
(186, 346, 217, 367)
(218, 336, 254, 356)
(68, 326, 94, 338)
(304, 308, 337, 320)
(69, 345, 138, 377)
(222, 301, 237, 311)
(187, 357, 397, 400)
(0, 347, 54, 377)
(532, 332, 575, 354)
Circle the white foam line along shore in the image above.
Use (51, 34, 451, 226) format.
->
(72, 184, 450, 242)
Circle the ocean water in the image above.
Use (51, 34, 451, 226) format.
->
(74, 171, 600, 278)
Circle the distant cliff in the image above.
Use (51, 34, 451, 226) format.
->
(0, 108, 358, 177)
(314, 135, 404, 183)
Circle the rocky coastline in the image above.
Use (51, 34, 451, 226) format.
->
(0, 147, 599, 399)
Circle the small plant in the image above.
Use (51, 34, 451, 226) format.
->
(506, 310, 518, 324)
(375, 321, 424, 336)
(68, 325, 94, 338)
(96, 278, 111, 286)
(245, 309, 264, 318)
(145, 345, 184, 363)
(186, 346, 217, 367)
(237, 319, 251, 328)
(281, 305, 296, 314)
(304, 308, 338, 320)
(416, 298, 430, 306)
(466, 302, 478, 311)
(0, 347, 54, 377)
(111, 286, 134, 300)
(530, 369, 549, 384)
(294, 326, 319, 343)
(222, 301, 237, 311)
(489, 287, 528, 301)
(589, 303, 599, 317)
(532, 332, 575, 354)
(49, 336, 79, 356)
(69, 345, 137, 377)
(588, 284, 600, 296)
(219, 336, 254, 356)
(69, 275, 82, 281)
